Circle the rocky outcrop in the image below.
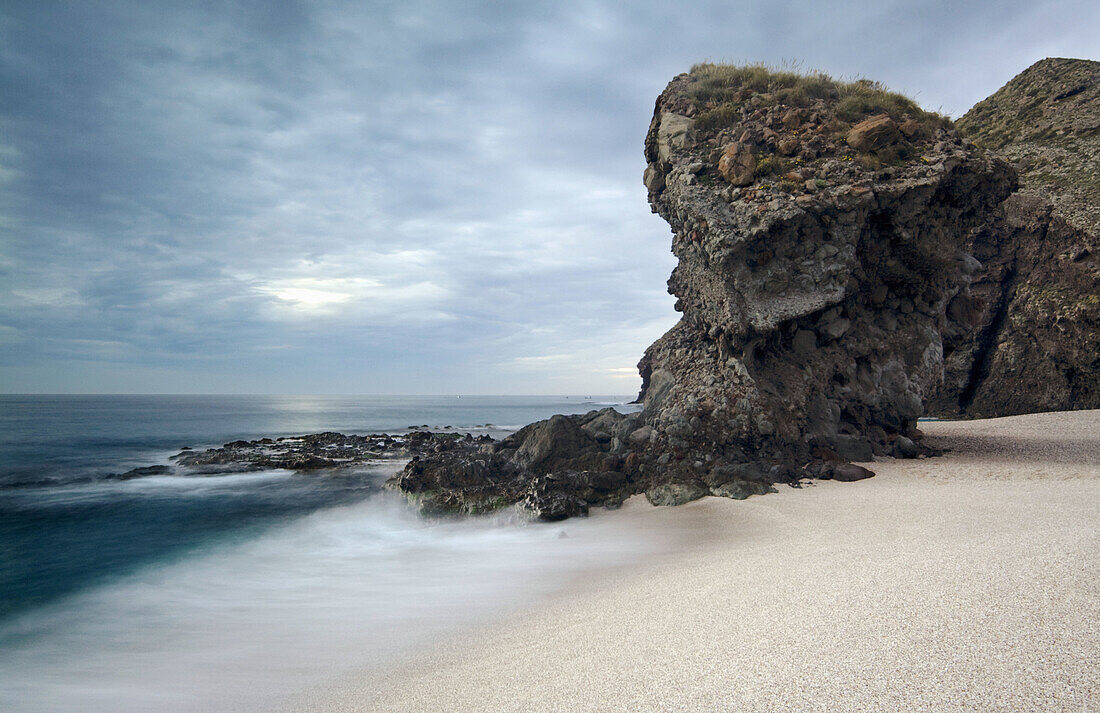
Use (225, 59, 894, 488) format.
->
(929, 58, 1100, 417)
(387, 65, 1016, 520)
(636, 67, 1013, 474)
(161, 430, 492, 474)
(391, 410, 647, 519)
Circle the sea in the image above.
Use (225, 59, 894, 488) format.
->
(0, 394, 655, 713)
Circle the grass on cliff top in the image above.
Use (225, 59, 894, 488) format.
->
(688, 62, 952, 134)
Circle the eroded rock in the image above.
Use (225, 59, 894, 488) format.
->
(391, 65, 1017, 520)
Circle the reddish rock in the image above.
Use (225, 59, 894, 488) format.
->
(718, 141, 757, 186)
(778, 136, 802, 155)
(847, 114, 901, 152)
(899, 118, 923, 138)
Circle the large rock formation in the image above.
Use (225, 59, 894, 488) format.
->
(635, 66, 1014, 473)
(388, 65, 1017, 520)
(929, 58, 1100, 417)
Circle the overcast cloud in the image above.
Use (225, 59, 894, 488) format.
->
(1, 0, 1096, 394)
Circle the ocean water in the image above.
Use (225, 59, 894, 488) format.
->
(0, 394, 652, 713)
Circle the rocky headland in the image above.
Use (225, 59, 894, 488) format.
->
(390, 64, 1023, 519)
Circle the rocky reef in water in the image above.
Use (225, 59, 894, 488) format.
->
(107, 430, 491, 479)
(389, 64, 1018, 520)
(929, 58, 1100, 417)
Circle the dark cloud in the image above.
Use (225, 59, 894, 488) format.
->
(0, 0, 1096, 393)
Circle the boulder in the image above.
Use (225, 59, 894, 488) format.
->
(846, 114, 901, 152)
(717, 142, 756, 186)
(657, 112, 694, 163)
(832, 463, 875, 482)
(509, 414, 597, 471)
(645, 482, 708, 506)
(710, 479, 773, 500)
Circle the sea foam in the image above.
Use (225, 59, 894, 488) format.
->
(0, 491, 658, 713)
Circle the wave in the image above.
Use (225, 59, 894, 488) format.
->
(0, 493, 659, 713)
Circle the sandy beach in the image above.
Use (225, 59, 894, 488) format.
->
(301, 410, 1100, 713)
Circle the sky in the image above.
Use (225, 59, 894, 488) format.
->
(1, 0, 1097, 395)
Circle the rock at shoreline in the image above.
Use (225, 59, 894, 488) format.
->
(108, 465, 171, 480)
(158, 430, 488, 476)
(389, 408, 641, 520)
(636, 64, 1012, 477)
(388, 64, 1019, 520)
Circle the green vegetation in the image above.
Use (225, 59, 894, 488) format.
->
(694, 105, 740, 132)
(687, 62, 951, 136)
(755, 155, 787, 178)
(778, 178, 801, 194)
(958, 59, 1098, 150)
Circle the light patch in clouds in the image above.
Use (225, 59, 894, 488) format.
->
(10, 288, 86, 308)
(253, 276, 451, 320)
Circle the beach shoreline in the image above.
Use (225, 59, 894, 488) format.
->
(294, 409, 1100, 713)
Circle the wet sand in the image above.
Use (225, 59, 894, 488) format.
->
(299, 410, 1100, 713)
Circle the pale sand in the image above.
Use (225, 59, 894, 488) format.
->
(303, 410, 1100, 713)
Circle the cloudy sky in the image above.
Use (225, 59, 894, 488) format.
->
(1, 1, 1096, 394)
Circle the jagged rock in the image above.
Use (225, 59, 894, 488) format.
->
(169, 430, 473, 474)
(510, 415, 597, 471)
(645, 482, 708, 506)
(930, 58, 1099, 417)
(639, 66, 1013, 473)
(710, 479, 773, 500)
(643, 164, 665, 192)
(523, 476, 590, 521)
(109, 465, 171, 480)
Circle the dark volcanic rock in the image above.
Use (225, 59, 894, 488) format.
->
(645, 481, 708, 506)
(109, 465, 171, 480)
(167, 430, 472, 475)
(930, 58, 1100, 417)
(387, 408, 640, 519)
(831, 463, 876, 482)
(638, 66, 1013, 471)
(389, 65, 1016, 520)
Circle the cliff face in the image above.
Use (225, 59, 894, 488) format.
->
(637, 67, 1014, 468)
(930, 58, 1100, 417)
(390, 65, 1016, 520)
